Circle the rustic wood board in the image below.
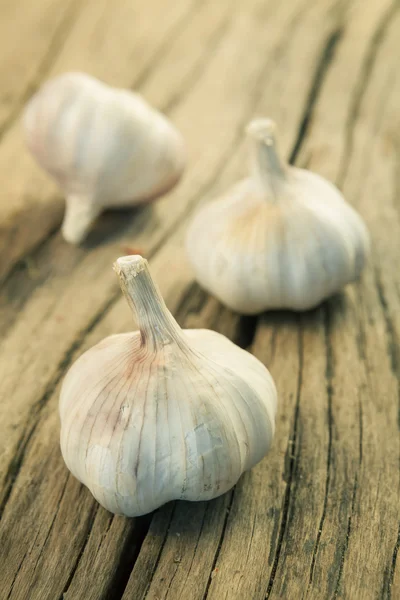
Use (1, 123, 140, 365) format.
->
(0, 0, 399, 598)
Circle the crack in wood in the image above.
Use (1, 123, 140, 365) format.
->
(372, 265, 400, 599)
(333, 471, 359, 599)
(265, 322, 303, 599)
(308, 304, 335, 588)
(6, 547, 30, 600)
(103, 513, 153, 600)
(391, 116, 400, 227)
(354, 300, 368, 362)
(6, 528, 44, 600)
(373, 265, 400, 430)
(141, 504, 178, 599)
(234, 316, 259, 350)
(159, 506, 210, 599)
(245, 516, 257, 564)
(0, 423, 38, 519)
(176, 504, 210, 598)
(203, 488, 235, 599)
(58, 502, 100, 600)
(31, 475, 71, 575)
(289, 26, 344, 165)
(387, 524, 400, 599)
(164, 565, 180, 599)
(337, 0, 400, 187)
(174, 283, 210, 324)
(332, 346, 363, 599)
(374, 267, 400, 378)
(358, 402, 363, 468)
(5, 475, 70, 599)
(104, 514, 114, 536)
(0, 222, 60, 292)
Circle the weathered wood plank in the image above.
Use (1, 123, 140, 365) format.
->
(1, 0, 400, 598)
(125, 2, 400, 598)
(127, 0, 400, 597)
(0, 0, 342, 596)
(203, 313, 301, 600)
(300, 2, 400, 597)
(202, 2, 400, 598)
(323, 7, 400, 596)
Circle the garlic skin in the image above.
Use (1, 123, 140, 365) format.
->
(23, 72, 186, 244)
(186, 119, 370, 314)
(59, 255, 277, 517)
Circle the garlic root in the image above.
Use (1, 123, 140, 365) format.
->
(61, 195, 101, 244)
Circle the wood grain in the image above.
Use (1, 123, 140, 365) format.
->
(1, 0, 400, 598)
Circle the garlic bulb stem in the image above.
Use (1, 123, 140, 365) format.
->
(247, 118, 287, 199)
(114, 256, 186, 352)
(62, 195, 101, 244)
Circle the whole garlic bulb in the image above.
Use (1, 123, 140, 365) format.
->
(23, 72, 186, 244)
(186, 118, 370, 314)
(59, 255, 277, 517)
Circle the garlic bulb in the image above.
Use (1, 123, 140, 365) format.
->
(59, 255, 277, 517)
(186, 118, 370, 314)
(23, 72, 186, 244)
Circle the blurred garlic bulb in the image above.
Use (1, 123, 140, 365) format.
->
(186, 118, 370, 314)
(23, 72, 186, 244)
(59, 255, 277, 517)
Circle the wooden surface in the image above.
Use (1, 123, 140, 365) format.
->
(0, 0, 400, 598)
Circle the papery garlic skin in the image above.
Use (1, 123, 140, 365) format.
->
(186, 118, 370, 314)
(59, 256, 277, 517)
(23, 72, 186, 244)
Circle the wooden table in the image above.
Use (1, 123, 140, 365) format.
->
(1, 0, 399, 598)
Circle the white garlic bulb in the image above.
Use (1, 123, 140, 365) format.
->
(23, 72, 186, 244)
(186, 118, 370, 314)
(59, 255, 277, 517)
